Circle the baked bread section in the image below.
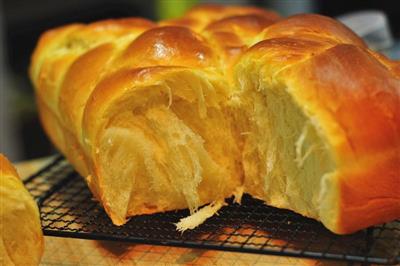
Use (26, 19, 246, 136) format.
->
(30, 4, 400, 233)
(236, 14, 400, 234)
(0, 154, 44, 265)
(30, 5, 273, 226)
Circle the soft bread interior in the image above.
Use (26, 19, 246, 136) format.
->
(242, 81, 337, 221)
(95, 73, 242, 226)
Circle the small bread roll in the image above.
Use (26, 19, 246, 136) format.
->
(0, 154, 44, 265)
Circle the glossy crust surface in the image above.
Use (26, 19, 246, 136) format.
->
(0, 154, 44, 265)
(30, 4, 400, 234)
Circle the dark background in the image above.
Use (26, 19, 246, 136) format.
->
(1, 0, 399, 161)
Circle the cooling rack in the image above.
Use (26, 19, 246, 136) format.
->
(24, 155, 400, 265)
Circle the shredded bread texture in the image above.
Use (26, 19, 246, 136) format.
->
(175, 200, 225, 232)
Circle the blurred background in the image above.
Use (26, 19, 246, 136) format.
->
(1, 0, 400, 161)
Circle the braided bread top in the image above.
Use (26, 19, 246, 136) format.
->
(30, 4, 400, 233)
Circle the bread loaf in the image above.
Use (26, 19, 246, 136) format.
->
(0, 154, 44, 265)
(30, 4, 400, 234)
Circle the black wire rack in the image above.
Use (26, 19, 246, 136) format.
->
(24, 155, 400, 265)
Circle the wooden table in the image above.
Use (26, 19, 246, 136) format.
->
(16, 157, 345, 266)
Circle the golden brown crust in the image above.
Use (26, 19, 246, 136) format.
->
(185, 4, 280, 25)
(0, 154, 44, 265)
(206, 14, 277, 34)
(260, 14, 366, 47)
(36, 96, 67, 155)
(58, 43, 115, 138)
(121, 26, 217, 68)
(160, 4, 279, 34)
(279, 44, 400, 233)
(338, 154, 400, 233)
(285, 45, 400, 160)
(204, 14, 278, 69)
(235, 11, 399, 234)
(0, 154, 18, 179)
(30, 4, 399, 234)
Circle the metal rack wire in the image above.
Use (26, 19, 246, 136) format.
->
(24, 156, 400, 265)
